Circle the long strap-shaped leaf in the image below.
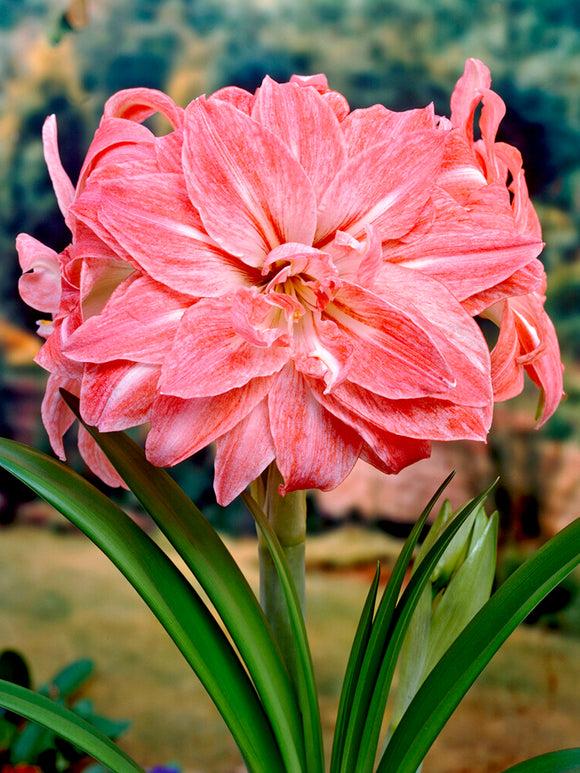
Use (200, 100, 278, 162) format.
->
(501, 748, 580, 772)
(336, 473, 455, 773)
(62, 392, 305, 773)
(0, 439, 283, 773)
(378, 514, 580, 773)
(0, 681, 145, 773)
(243, 491, 325, 773)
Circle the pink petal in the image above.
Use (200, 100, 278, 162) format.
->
(64, 274, 191, 364)
(359, 435, 431, 475)
(371, 262, 492, 407)
(315, 130, 446, 245)
(159, 298, 290, 399)
(146, 376, 273, 467)
(17, 234, 61, 314)
(461, 259, 545, 316)
(183, 97, 317, 265)
(42, 116, 76, 217)
(103, 87, 184, 129)
(80, 361, 160, 431)
(95, 169, 254, 296)
(450, 59, 492, 139)
(326, 281, 456, 399)
(268, 364, 362, 494)
(214, 399, 275, 505)
(209, 85, 256, 114)
(252, 77, 346, 200)
(321, 381, 492, 441)
(341, 104, 437, 157)
(78, 425, 125, 488)
(41, 373, 79, 459)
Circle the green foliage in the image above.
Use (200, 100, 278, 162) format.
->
(0, 649, 130, 773)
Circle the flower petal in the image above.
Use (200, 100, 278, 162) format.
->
(146, 377, 273, 466)
(342, 103, 437, 157)
(183, 97, 317, 265)
(268, 364, 362, 494)
(80, 361, 160, 431)
(252, 77, 346, 200)
(94, 170, 252, 297)
(17, 234, 62, 314)
(78, 425, 125, 488)
(159, 298, 290, 399)
(315, 129, 446, 245)
(64, 274, 190, 364)
(326, 281, 456, 399)
(103, 87, 184, 129)
(214, 399, 276, 505)
(42, 116, 75, 217)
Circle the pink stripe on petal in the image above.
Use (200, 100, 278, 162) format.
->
(268, 364, 362, 494)
(315, 130, 446, 245)
(78, 425, 125, 488)
(80, 361, 160, 431)
(183, 97, 317, 264)
(146, 377, 273, 467)
(64, 274, 190, 364)
(252, 77, 346, 200)
(324, 381, 492, 441)
(41, 373, 78, 459)
(42, 116, 75, 217)
(327, 282, 455, 399)
(103, 87, 184, 129)
(214, 399, 275, 505)
(16, 234, 61, 314)
(342, 104, 437, 157)
(160, 298, 290, 399)
(96, 171, 252, 296)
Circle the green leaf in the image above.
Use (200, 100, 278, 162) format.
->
(0, 680, 145, 773)
(243, 491, 324, 773)
(62, 393, 305, 773)
(0, 438, 283, 773)
(378, 515, 580, 773)
(501, 748, 580, 773)
(337, 473, 455, 773)
(357, 482, 497, 773)
(329, 564, 380, 773)
(40, 659, 94, 700)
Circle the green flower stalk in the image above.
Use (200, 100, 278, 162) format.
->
(391, 499, 499, 731)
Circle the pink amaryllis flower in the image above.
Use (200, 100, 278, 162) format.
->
(17, 62, 563, 504)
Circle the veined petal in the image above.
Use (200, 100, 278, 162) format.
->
(183, 97, 317, 265)
(146, 376, 273, 467)
(214, 399, 275, 505)
(94, 169, 252, 296)
(159, 298, 290, 399)
(64, 274, 190, 364)
(16, 234, 61, 314)
(103, 87, 184, 129)
(326, 281, 455, 399)
(342, 103, 437, 157)
(252, 77, 346, 199)
(268, 364, 362, 494)
(322, 381, 493, 441)
(78, 425, 125, 488)
(209, 85, 256, 114)
(41, 373, 79, 459)
(371, 262, 492, 407)
(80, 361, 160, 431)
(42, 116, 75, 217)
(315, 130, 446, 245)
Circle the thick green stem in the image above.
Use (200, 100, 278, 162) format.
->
(252, 464, 307, 688)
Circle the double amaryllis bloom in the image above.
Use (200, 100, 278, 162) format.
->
(17, 59, 563, 504)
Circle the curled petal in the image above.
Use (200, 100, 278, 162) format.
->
(103, 87, 184, 129)
(78, 425, 125, 488)
(42, 116, 75, 217)
(41, 373, 79, 459)
(80, 361, 160, 432)
(17, 234, 62, 314)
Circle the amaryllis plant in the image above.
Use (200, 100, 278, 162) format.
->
(1, 60, 579, 773)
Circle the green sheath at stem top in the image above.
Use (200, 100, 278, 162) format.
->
(251, 464, 307, 689)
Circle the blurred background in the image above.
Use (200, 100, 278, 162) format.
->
(0, 1, 579, 771)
